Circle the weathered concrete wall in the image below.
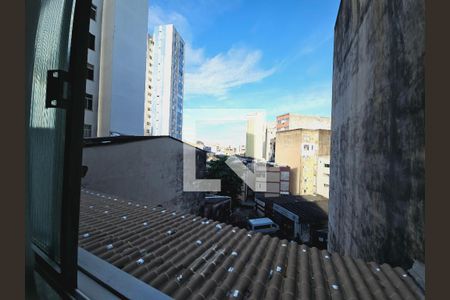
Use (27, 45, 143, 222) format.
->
(82, 138, 206, 214)
(329, 0, 425, 268)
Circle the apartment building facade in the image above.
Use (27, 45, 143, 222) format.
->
(83, 0, 103, 138)
(275, 128, 331, 196)
(83, 0, 148, 137)
(143, 36, 154, 135)
(146, 24, 185, 139)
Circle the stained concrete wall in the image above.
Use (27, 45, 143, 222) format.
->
(82, 137, 206, 214)
(329, 0, 425, 268)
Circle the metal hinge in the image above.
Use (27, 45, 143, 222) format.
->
(46, 70, 70, 109)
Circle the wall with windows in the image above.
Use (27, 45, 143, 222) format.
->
(84, 0, 103, 137)
(275, 128, 331, 196)
(316, 156, 330, 198)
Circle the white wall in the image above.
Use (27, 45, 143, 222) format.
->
(316, 156, 330, 198)
(98, 0, 148, 136)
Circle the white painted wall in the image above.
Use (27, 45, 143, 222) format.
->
(98, 0, 148, 136)
(316, 156, 330, 198)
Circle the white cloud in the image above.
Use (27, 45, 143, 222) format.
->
(185, 47, 276, 97)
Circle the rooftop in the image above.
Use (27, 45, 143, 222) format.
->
(79, 189, 424, 300)
(257, 194, 329, 224)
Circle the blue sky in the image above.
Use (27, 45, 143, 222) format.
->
(147, 0, 341, 146)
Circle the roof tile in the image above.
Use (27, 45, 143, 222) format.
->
(78, 190, 424, 299)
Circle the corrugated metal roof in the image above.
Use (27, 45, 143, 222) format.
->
(79, 189, 424, 300)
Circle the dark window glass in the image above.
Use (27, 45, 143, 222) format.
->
(83, 124, 92, 138)
(88, 33, 95, 51)
(324, 163, 330, 168)
(85, 93, 93, 110)
(87, 63, 94, 80)
(90, 4, 97, 21)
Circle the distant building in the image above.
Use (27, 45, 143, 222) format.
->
(143, 35, 154, 135)
(276, 113, 331, 132)
(147, 24, 185, 139)
(245, 112, 266, 159)
(238, 145, 246, 155)
(81, 136, 206, 214)
(254, 165, 290, 198)
(97, 0, 148, 136)
(263, 121, 276, 162)
(275, 128, 331, 196)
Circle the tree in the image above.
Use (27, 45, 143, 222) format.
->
(206, 156, 243, 207)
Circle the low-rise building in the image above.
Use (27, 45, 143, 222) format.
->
(81, 135, 206, 214)
(255, 194, 329, 248)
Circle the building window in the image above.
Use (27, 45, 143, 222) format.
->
(83, 124, 92, 138)
(85, 93, 93, 110)
(90, 4, 97, 21)
(88, 33, 95, 51)
(325, 163, 330, 168)
(87, 63, 94, 80)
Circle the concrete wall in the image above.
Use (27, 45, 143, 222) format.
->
(329, 0, 425, 268)
(81, 138, 206, 214)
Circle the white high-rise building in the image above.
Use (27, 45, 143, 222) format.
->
(144, 35, 155, 135)
(83, 0, 104, 138)
(83, 0, 148, 137)
(245, 112, 266, 160)
(145, 24, 185, 140)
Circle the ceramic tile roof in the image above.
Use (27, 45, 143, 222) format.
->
(78, 189, 424, 300)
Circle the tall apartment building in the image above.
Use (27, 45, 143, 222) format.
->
(275, 128, 331, 196)
(145, 24, 185, 140)
(144, 36, 154, 135)
(83, 0, 148, 137)
(245, 112, 266, 160)
(83, 0, 104, 138)
(276, 113, 331, 132)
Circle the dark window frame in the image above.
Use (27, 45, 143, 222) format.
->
(88, 33, 95, 51)
(90, 4, 97, 21)
(87, 63, 94, 80)
(85, 93, 93, 110)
